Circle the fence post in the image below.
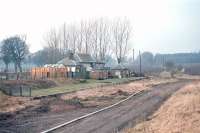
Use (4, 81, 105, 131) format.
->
(29, 88, 32, 97)
(9, 88, 12, 96)
(20, 86, 22, 96)
(34, 68, 36, 80)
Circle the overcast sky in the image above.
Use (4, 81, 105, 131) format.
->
(0, 0, 199, 54)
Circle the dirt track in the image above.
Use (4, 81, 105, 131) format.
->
(50, 81, 189, 133)
(0, 80, 191, 133)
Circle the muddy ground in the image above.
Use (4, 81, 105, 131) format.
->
(0, 88, 130, 133)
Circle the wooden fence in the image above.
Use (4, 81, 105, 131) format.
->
(90, 70, 108, 80)
(0, 66, 89, 80)
(31, 67, 68, 79)
(31, 67, 85, 80)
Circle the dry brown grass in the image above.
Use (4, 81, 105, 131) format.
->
(124, 81, 200, 133)
(176, 74, 200, 80)
(61, 78, 177, 100)
(0, 91, 39, 113)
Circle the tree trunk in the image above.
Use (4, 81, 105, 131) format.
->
(117, 58, 121, 64)
(5, 63, 8, 80)
(14, 63, 18, 73)
(18, 62, 22, 73)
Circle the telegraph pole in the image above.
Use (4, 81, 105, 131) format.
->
(139, 50, 142, 76)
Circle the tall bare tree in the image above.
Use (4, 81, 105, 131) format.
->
(76, 21, 84, 53)
(91, 20, 99, 59)
(99, 18, 111, 61)
(42, 17, 132, 64)
(90, 18, 111, 61)
(83, 20, 93, 54)
(44, 28, 61, 63)
(60, 23, 70, 56)
(112, 18, 131, 64)
(69, 24, 78, 53)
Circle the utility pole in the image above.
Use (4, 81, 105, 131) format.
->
(139, 50, 142, 76)
(131, 49, 135, 76)
(162, 55, 165, 70)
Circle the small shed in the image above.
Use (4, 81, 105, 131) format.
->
(111, 64, 130, 78)
(57, 58, 85, 78)
(90, 68, 109, 80)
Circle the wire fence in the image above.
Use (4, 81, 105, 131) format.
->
(0, 72, 31, 80)
(0, 85, 32, 97)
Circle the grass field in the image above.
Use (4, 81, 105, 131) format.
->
(31, 78, 140, 97)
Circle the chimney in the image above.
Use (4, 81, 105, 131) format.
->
(69, 50, 74, 60)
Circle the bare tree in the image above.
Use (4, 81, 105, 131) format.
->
(44, 28, 61, 63)
(68, 24, 78, 53)
(83, 20, 93, 54)
(99, 19, 111, 61)
(111, 18, 131, 64)
(42, 17, 132, 65)
(60, 23, 70, 56)
(76, 21, 84, 53)
(90, 18, 111, 61)
(91, 20, 99, 59)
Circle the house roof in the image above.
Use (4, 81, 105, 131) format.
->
(44, 64, 65, 68)
(112, 64, 128, 70)
(57, 52, 104, 66)
(57, 58, 79, 66)
(76, 53, 96, 63)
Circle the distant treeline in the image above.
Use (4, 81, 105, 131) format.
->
(131, 52, 200, 74)
(154, 52, 200, 65)
(134, 52, 200, 66)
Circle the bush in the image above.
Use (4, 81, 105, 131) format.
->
(65, 97, 84, 107)
(79, 79, 87, 83)
(35, 105, 49, 113)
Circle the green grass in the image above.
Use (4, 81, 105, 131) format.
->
(31, 77, 140, 97)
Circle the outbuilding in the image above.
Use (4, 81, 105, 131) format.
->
(111, 64, 130, 78)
